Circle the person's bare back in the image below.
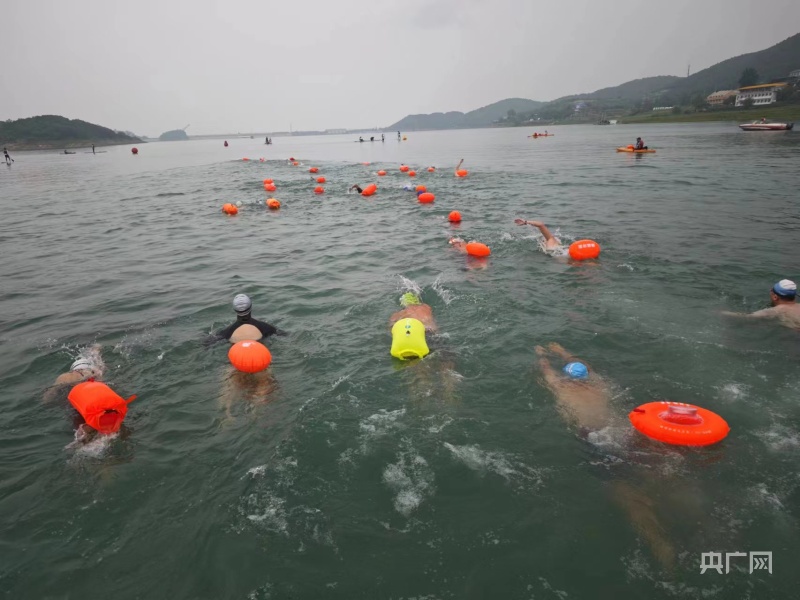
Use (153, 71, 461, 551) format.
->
(389, 304, 437, 332)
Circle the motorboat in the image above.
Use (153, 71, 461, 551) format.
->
(738, 121, 793, 131)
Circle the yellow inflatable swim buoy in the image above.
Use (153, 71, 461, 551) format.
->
(391, 318, 429, 360)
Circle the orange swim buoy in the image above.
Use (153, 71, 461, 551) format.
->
(264, 183, 277, 192)
(427, 167, 435, 172)
(228, 340, 272, 373)
(627, 144, 635, 150)
(266, 198, 281, 210)
(415, 185, 426, 192)
(131, 147, 138, 155)
(466, 242, 490, 257)
(568, 240, 601, 261)
(263, 178, 273, 185)
(242, 158, 250, 161)
(292, 161, 299, 166)
(377, 170, 387, 176)
(408, 170, 417, 177)
(314, 186, 324, 194)
(362, 162, 370, 166)
(68, 380, 135, 434)
(309, 167, 319, 173)
(456, 169, 468, 177)
(418, 192, 435, 204)
(361, 183, 377, 197)
(399, 165, 410, 173)
(222, 203, 238, 215)
(316, 176, 326, 184)
(448, 211, 461, 223)
(629, 401, 730, 446)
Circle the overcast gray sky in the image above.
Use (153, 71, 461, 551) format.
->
(2, 0, 799, 135)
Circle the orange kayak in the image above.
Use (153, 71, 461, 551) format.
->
(616, 147, 656, 153)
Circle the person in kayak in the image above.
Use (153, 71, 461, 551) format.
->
(213, 294, 285, 343)
(635, 137, 647, 150)
(722, 279, 800, 330)
(514, 219, 562, 251)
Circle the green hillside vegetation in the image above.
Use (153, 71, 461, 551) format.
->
(0, 115, 140, 150)
(388, 98, 543, 131)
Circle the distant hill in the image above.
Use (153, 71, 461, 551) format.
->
(0, 115, 140, 150)
(388, 98, 544, 131)
(159, 129, 189, 141)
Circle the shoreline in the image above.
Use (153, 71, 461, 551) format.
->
(3, 139, 143, 152)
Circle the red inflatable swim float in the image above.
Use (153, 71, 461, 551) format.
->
(68, 380, 136, 434)
(228, 340, 272, 373)
(361, 183, 377, 197)
(629, 401, 730, 446)
(568, 239, 601, 261)
(466, 242, 491, 257)
(418, 192, 435, 204)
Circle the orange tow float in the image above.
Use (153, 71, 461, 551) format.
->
(266, 198, 281, 210)
(568, 240, 601, 260)
(222, 203, 238, 215)
(466, 242, 490, 257)
(361, 183, 377, 197)
(629, 401, 730, 446)
(228, 341, 272, 373)
(68, 380, 136, 434)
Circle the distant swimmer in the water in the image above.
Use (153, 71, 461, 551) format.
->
(349, 184, 364, 194)
(514, 219, 562, 251)
(397, 131, 401, 141)
(381, 133, 385, 142)
(723, 279, 800, 330)
(4, 147, 13, 164)
(213, 294, 285, 344)
(92, 144, 96, 155)
(359, 136, 364, 143)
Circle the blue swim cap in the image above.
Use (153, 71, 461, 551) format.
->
(563, 362, 589, 379)
(773, 279, 797, 298)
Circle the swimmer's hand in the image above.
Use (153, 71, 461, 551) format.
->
(534, 345, 546, 356)
(514, 219, 528, 226)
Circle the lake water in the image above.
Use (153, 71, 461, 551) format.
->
(1, 124, 798, 599)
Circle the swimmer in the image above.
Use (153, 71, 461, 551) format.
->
(44, 345, 106, 443)
(514, 219, 561, 250)
(535, 342, 676, 569)
(389, 292, 437, 332)
(454, 159, 465, 176)
(349, 184, 364, 194)
(213, 294, 285, 344)
(381, 133, 385, 142)
(397, 131, 401, 141)
(535, 343, 610, 432)
(722, 279, 800, 330)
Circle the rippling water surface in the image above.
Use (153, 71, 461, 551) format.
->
(1, 124, 799, 599)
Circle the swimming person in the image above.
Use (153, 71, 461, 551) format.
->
(722, 279, 800, 329)
(514, 219, 562, 250)
(214, 294, 284, 344)
(359, 136, 364, 143)
(397, 131, 401, 141)
(535, 342, 610, 431)
(535, 342, 676, 569)
(92, 144, 95, 155)
(4, 147, 12, 164)
(454, 159, 465, 176)
(381, 134, 385, 142)
(349, 184, 364, 194)
(389, 292, 437, 332)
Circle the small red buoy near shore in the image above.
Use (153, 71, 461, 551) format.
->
(448, 211, 461, 223)
(131, 147, 138, 155)
(314, 186, 324, 194)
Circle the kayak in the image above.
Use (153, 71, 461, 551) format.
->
(616, 147, 656, 153)
(528, 134, 554, 137)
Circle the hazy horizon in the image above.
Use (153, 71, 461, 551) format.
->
(2, 0, 799, 136)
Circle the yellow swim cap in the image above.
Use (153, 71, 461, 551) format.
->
(390, 318, 429, 360)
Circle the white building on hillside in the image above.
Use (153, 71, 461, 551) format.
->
(735, 83, 787, 107)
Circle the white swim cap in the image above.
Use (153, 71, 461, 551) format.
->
(71, 357, 93, 372)
(233, 293, 252, 316)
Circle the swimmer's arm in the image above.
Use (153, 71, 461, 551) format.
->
(455, 159, 463, 174)
(721, 308, 777, 319)
(520, 220, 557, 244)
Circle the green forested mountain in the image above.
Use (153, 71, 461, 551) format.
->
(388, 98, 543, 131)
(385, 32, 800, 128)
(0, 115, 140, 147)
